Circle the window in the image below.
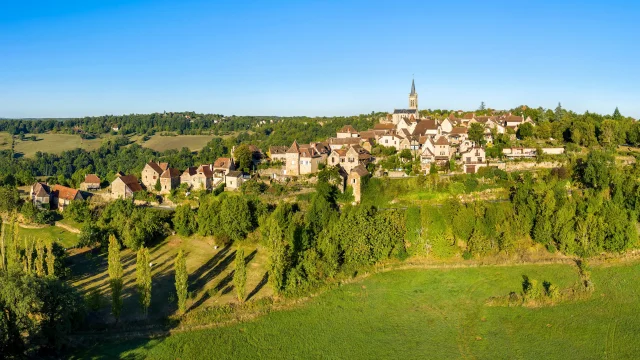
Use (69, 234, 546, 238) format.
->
(352, 179, 356, 184)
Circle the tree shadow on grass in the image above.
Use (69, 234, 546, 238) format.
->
(246, 271, 269, 302)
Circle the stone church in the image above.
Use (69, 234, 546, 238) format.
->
(389, 79, 421, 124)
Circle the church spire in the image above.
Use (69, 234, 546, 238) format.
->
(410, 78, 416, 96)
(409, 78, 418, 110)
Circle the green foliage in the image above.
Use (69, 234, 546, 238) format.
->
(136, 247, 152, 315)
(0, 185, 20, 213)
(173, 205, 197, 237)
(241, 179, 267, 195)
(517, 122, 534, 139)
(234, 248, 247, 302)
(233, 144, 253, 171)
(468, 123, 485, 145)
(404, 207, 422, 255)
(0, 272, 85, 357)
(175, 249, 188, 315)
(65, 200, 91, 223)
(579, 150, 615, 189)
(154, 178, 161, 192)
(108, 235, 123, 322)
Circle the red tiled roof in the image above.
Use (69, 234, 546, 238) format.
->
(213, 157, 234, 169)
(52, 185, 81, 202)
(84, 174, 101, 184)
(373, 123, 395, 130)
(338, 125, 357, 133)
(450, 127, 468, 135)
(435, 136, 450, 146)
(146, 161, 164, 174)
(118, 175, 142, 192)
(197, 165, 213, 177)
(160, 168, 181, 179)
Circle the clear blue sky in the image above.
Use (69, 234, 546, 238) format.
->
(1, 0, 638, 118)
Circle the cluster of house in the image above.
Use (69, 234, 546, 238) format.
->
(109, 157, 247, 199)
(30, 174, 100, 210)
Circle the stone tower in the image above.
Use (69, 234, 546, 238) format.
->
(285, 140, 301, 176)
(409, 79, 418, 110)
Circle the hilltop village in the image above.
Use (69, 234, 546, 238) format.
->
(29, 80, 564, 208)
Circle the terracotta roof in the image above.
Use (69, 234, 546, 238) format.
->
(52, 185, 82, 202)
(159, 162, 169, 171)
(350, 164, 369, 177)
(334, 149, 347, 156)
(197, 165, 213, 177)
(182, 167, 198, 177)
(84, 174, 101, 184)
(450, 127, 468, 135)
(227, 171, 243, 178)
(435, 136, 450, 146)
(505, 115, 524, 123)
(328, 137, 361, 146)
(412, 119, 438, 135)
(32, 182, 50, 198)
(145, 161, 164, 174)
(338, 125, 357, 133)
(287, 140, 301, 154)
(160, 168, 181, 179)
(359, 131, 377, 140)
(269, 146, 288, 155)
(374, 123, 395, 130)
(213, 157, 234, 169)
(118, 175, 142, 192)
(299, 147, 319, 158)
(463, 113, 475, 120)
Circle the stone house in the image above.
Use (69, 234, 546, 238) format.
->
(378, 134, 402, 150)
(447, 127, 468, 145)
(461, 147, 487, 174)
(80, 174, 101, 191)
(141, 161, 168, 189)
(111, 174, 142, 199)
(285, 141, 323, 176)
(51, 185, 83, 211)
(434, 136, 452, 164)
(30, 182, 51, 209)
(213, 157, 235, 175)
(225, 171, 244, 190)
(327, 145, 371, 173)
(327, 137, 362, 151)
(268, 146, 288, 163)
(347, 164, 369, 203)
(159, 168, 181, 194)
(336, 125, 359, 138)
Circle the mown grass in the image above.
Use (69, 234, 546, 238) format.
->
(72, 261, 640, 359)
(11, 133, 106, 157)
(138, 134, 216, 152)
(18, 225, 79, 248)
(67, 235, 272, 325)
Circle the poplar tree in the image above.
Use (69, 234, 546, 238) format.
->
(35, 238, 45, 276)
(174, 249, 188, 314)
(234, 248, 247, 302)
(108, 235, 123, 322)
(45, 240, 56, 277)
(24, 237, 34, 274)
(136, 246, 152, 316)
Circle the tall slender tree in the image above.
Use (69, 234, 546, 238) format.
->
(35, 238, 45, 277)
(234, 248, 247, 302)
(174, 249, 188, 315)
(108, 235, 123, 322)
(24, 237, 34, 275)
(45, 240, 56, 277)
(0, 219, 6, 271)
(136, 246, 152, 316)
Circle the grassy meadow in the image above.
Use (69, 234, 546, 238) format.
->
(13, 133, 105, 158)
(138, 134, 216, 152)
(67, 235, 272, 325)
(72, 260, 640, 359)
(18, 224, 80, 248)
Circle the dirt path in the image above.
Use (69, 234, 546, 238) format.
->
(54, 221, 81, 234)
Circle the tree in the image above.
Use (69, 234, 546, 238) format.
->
(429, 162, 438, 175)
(219, 196, 254, 241)
(173, 205, 196, 237)
(45, 240, 56, 277)
(136, 246, 152, 316)
(0, 186, 20, 213)
(599, 120, 622, 148)
(517, 123, 534, 139)
(581, 150, 615, 189)
(154, 178, 161, 192)
(35, 238, 45, 276)
(479, 101, 486, 111)
(554, 102, 563, 122)
(233, 144, 253, 171)
(233, 248, 247, 302)
(613, 106, 622, 120)
(468, 123, 485, 145)
(107, 235, 123, 322)
(175, 249, 188, 314)
(399, 149, 412, 161)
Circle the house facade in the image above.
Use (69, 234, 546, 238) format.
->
(111, 174, 142, 199)
(141, 161, 168, 189)
(81, 174, 101, 191)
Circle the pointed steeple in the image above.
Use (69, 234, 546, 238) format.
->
(410, 78, 416, 95)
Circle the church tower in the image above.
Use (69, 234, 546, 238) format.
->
(409, 79, 418, 110)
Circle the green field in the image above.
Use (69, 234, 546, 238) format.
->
(68, 235, 272, 324)
(138, 134, 216, 152)
(11, 133, 106, 158)
(18, 225, 80, 248)
(73, 260, 640, 359)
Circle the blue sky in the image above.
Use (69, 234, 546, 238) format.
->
(1, 0, 639, 118)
